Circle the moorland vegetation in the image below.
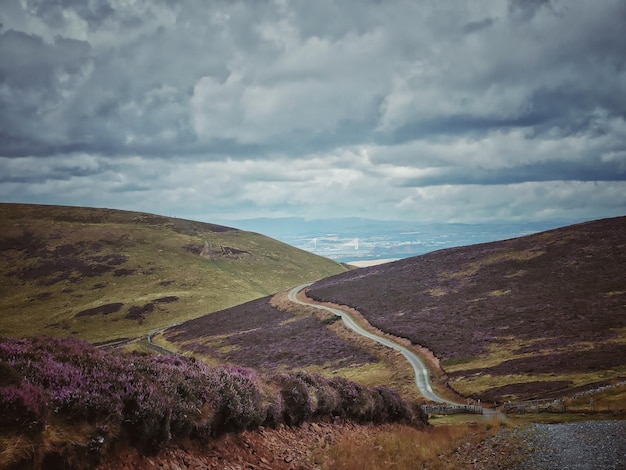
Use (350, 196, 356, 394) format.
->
(2, 204, 626, 468)
(0, 336, 422, 469)
(306, 217, 626, 402)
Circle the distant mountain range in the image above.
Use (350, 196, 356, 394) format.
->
(219, 217, 580, 262)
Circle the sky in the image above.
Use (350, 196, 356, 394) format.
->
(1, 0, 625, 224)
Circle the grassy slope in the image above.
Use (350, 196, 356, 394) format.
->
(306, 217, 626, 401)
(0, 203, 348, 344)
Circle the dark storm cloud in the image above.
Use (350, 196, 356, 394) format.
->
(0, 29, 92, 155)
(23, 0, 117, 30)
(508, 0, 552, 22)
(395, 159, 626, 187)
(0, 0, 624, 222)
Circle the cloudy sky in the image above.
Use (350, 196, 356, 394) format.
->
(1, 0, 625, 224)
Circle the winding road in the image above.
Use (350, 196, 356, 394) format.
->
(288, 283, 458, 404)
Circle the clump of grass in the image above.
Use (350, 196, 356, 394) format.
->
(0, 434, 35, 469)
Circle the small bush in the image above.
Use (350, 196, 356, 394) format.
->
(207, 366, 265, 434)
(372, 386, 413, 424)
(271, 372, 318, 425)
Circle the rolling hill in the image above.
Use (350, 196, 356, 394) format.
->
(3, 206, 625, 468)
(305, 216, 626, 401)
(0, 203, 348, 344)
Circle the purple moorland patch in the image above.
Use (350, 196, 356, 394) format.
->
(0, 336, 422, 465)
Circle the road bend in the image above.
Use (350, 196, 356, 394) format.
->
(288, 283, 458, 404)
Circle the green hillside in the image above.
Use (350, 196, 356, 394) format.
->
(0, 203, 348, 344)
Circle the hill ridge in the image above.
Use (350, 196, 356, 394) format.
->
(305, 216, 626, 401)
(0, 203, 348, 345)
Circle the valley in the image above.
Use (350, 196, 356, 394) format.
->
(1, 204, 625, 469)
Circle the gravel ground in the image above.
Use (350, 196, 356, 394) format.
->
(514, 420, 626, 470)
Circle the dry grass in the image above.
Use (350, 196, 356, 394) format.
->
(0, 420, 122, 470)
(0, 435, 35, 469)
(317, 419, 508, 470)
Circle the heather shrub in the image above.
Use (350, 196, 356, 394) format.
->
(0, 335, 420, 465)
(293, 372, 342, 417)
(327, 376, 368, 419)
(0, 360, 20, 386)
(258, 382, 283, 427)
(206, 366, 265, 433)
(120, 372, 171, 452)
(0, 382, 47, 434)
(1, 336, 124, 422)
(372, 386, 413, 424)
(120, 354, 218, 451)
(271, 372, 318, 425)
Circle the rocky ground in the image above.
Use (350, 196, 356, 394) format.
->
(97, 421, 351, 470)
(514, 420, 626, 470)
(96, 419, 626, 470)
(452, 420, 626, 470)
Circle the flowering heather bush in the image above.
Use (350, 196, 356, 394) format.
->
(205, 366, 265, 433)
(327, 376, 367, 418)
(372, 386, 414, 424)
(270, 371, 415, 426)
(271, 372, 319, 425)
(0, 336, 419, 465)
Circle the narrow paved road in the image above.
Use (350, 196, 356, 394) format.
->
(288, 283, 457, 404)
(146, 323, 181, 355)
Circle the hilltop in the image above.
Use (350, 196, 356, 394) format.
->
(306, 216, 626, 402)
(0, 203, 348, 344)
